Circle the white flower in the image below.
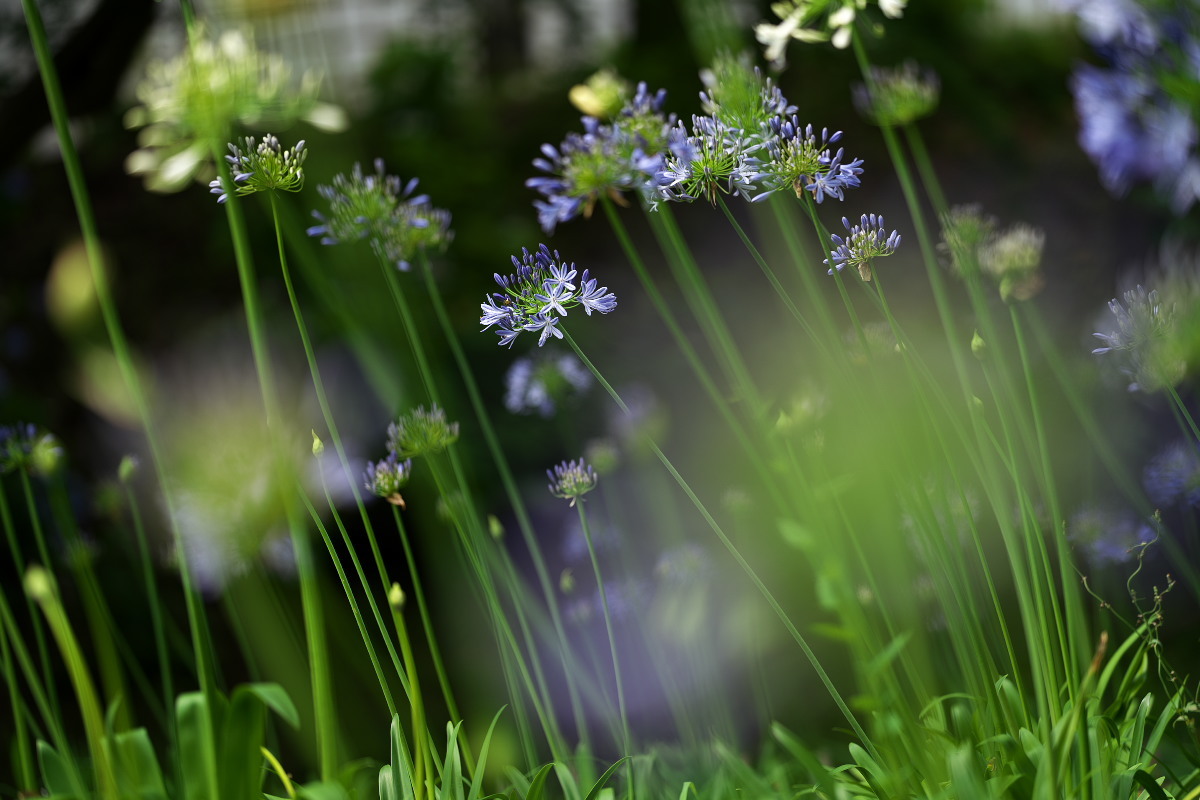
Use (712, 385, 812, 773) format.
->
(756, 10, 802, 67)
(879, 0, 906, 18)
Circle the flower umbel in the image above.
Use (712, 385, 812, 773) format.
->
(308, 160, 453, 271)
(548, 459, 599, 506)
(0, 423, 63, 477)
(750, 119, 864, 203)
(364, 452, 414, 507)
(504, 349, 592, 417)
(853, 61, 941, 126)
(209, 134, 306, 203)
(527, 83, 677, 233)
(480, 244, 617, 348)
(979, 224, 1045, 302)
(1092, 285, 1186, 392)
(387, 405, 460, 458)
(825, 213, 901, 281)
(124, 27, 341, 193)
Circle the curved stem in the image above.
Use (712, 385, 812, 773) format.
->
(560, 327, 877, 761)
(419, 254, 589, 753)
(576, 500, 632, 777)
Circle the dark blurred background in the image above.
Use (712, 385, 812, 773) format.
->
(1, 0, 1192, 780)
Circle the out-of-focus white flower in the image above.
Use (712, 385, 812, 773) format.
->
(125, 27, 344, 193)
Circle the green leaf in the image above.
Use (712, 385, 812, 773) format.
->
(1130, 769, 1171, 800)
(38, 740, 82, 798)
(770, 723, 836, 797)
(298, 780, 353, 800)
(468, 707, 507, 800)
(109, 728, 168, 800)
(379, 714, 415, 800)
(442, 722, 465, 800)
(219, 685, 269, 800)
(866, 632, 911, 677)
(176, 692, 216, 800)
(243, 682, 300, 729)
(523, 763, 556, 800)
(583, 757, 629, 800)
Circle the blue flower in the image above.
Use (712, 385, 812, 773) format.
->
(0, 422, 63, 476)
(655, 115, 763, 204)
(1143, 440, 1200, 508)
(527, 84, 676, 233)
(364, 452, 413, 506)
(504, 349, 592, 417)
(825, 213, 901, 281)
(1068, 505, 1155, 566)
(1063, 0, 1200, 213)
(524, 313, 564, 347)
(547, 458, 599, 505)
(750, 118, 864, 204)
(308, 159, 453, 270)
(480, 245, 617, 348)
(1091, 285, 1185, 392)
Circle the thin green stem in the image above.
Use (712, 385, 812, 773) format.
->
(0, 606, 35, 794)
(715, 196, 829, 360)
(391, 504, 477, 776)
(26, 568, 119, 800)
(390, 590, 430, 800)
(124, 482, 175, 735)
(648, 205, 765, 417)
(301, 488, 398, 718)
(314, 463, 411, 698)
(418, 253, 589, 754)
(424, 454, 568, 763)
(0, 482, 59, 721)
(560, 327, 878, 762)
(0, 588, 88, 797)
(18, 0, 216, 714)
(576, 500, 633, 773)
(601, 198, 792, 517)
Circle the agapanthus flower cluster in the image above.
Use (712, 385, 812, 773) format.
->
(654, 58, 863, 207)
(825, 213, 901, 281)
(363, 451, 413, 507)
(480, 244, 617, 348)
(1143, 440, 1200, 508)
(1092, 285, 1187, 392)
(656, 115, 763, 204)
(0, 423, 62, 476)
(978, 224, 1045, 302)
(547, 458, 599, 506)
(756, 0, 908, 66)
(1059, 0, 1200, 213)
(527, 83, 679, 234)
(939, 206, 1044, 300)
(308, 160, 453, 271)
(387, 405, 460, 458)
(504, 349, 592, 417)
(853, 61, 941, 126)
(208, 134, 306, 203)
(750, 118, 865, 203)
(124, 27, 343, 193)
(699, 55, 797, 134)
